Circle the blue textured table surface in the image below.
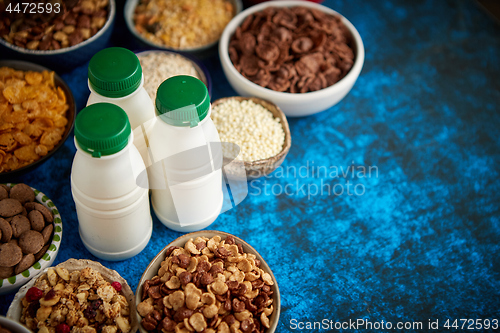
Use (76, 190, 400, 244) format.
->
(1, 0, 500, 332)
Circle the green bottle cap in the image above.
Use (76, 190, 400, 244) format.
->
(88, 47, 142, 98)
(155, 75, 210, 127)
(75, 103, 131, 158)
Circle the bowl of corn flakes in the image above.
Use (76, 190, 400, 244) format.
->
(0, 60, 75, 180)
(124, 0, 242, 53)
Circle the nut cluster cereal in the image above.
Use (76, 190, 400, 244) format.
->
(229, 6, 355, 93)
(0, 0, 110, 51)
(137, 235, 275, 333)
(0, 183, 54, 279)
(211, 99, 285, 162)
(21, 266, 132, 333)
(0, 67, 69, 172)
(138, 52, 202, 101)
(133, 0, 235, 49)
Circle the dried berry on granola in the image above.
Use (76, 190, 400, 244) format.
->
(137, 235, 275, 333)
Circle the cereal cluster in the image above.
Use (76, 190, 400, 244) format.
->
(0, 184, 54, 279)
(138, 52, 202, 101)
(0, 67, 69, 172)
(133, 0, 235, 49)
(229, 6, 355, 93)
(211, 99, 285, 162)
(137, 235, 275, 333)
(0, 0, 109, 51)
(21, 266, 132, 333)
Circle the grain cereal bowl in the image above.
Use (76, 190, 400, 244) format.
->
(0, 0, 116, 70)
(211, 96, 291, 179)
(136, 50, 212, 101)
(136, 231, 280, 333)
(7, 259, 138, 333)
(125, 0, 242, 53)
(0, 183, 62, 296)
(219, 0, 365, 116)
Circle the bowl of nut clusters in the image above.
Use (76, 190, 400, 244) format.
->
(0, 0, 116, 70)
(124, 0, 242, 53)
(7, 259, 138, 333)
(0, 183, 62, 296)
(136, 231, 280, 333)
(219, 0, 365, 116)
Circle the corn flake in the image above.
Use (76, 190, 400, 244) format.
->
(0, 67, 69, 172)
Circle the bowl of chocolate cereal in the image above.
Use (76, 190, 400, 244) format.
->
(219, 0, 365, 117)
(0, 183, 62, 296)
(0, 0, 116, 70)
(124, 0, 242, 53)
(136, 231, 280, 333)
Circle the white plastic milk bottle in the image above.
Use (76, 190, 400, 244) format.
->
(87, 47, 154, 164)
(71, 103, 152, 261)
(149, 75, 223, 232)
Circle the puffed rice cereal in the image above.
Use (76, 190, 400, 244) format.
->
(211, 99, 285, 162)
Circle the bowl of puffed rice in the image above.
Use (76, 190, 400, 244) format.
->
(219, 0, 365, 116)
(124, 0, 242, 53)
(211, 96, 291, 179)
(136, 231, 280, 333)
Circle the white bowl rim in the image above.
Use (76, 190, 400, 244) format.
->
(219, 0, 365, 101)
(135, 230, 281, 333)
(124, 0, 243, 52)
(0, 315, 32, 333)
(0, 183, 62, 294)
(0, 0, 116, 55)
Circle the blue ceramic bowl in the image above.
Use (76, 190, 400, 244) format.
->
(0, 0, 116, 72)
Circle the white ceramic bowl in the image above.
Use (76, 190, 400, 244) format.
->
(219, 0, 365, 117)
(0, 184, 62, 296)
(0, 316, 32, 333)
(136, 231, 280, 333)
(7, 259, 139, 333)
